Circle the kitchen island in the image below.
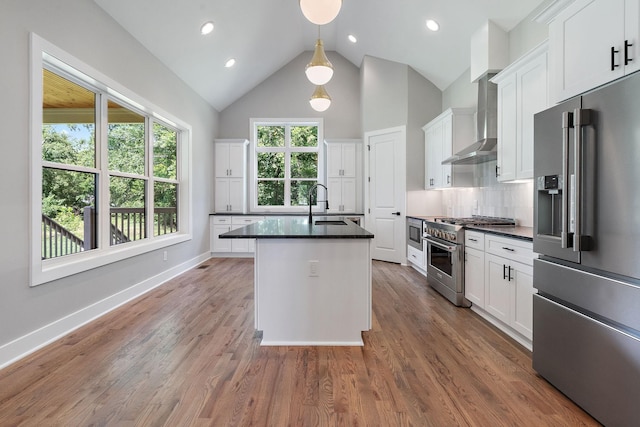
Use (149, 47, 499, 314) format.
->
(219, 217, 374, 346)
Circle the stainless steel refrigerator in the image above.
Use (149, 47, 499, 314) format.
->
(533, 72, 640, 427)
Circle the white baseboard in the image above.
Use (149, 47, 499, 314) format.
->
(469, 305, 532, 351)
(0, 252, 211, 370)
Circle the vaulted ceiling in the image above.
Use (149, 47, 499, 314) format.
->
(94, 0, 546, 112)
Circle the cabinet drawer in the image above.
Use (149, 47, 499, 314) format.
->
(231, 216, 264, 225)
(465, 230, 485, 250)
(407, 245, 425, 269)
(485, 234, 534, 266)
(212, 216, 232, 225)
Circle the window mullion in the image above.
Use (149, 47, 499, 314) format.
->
(146, 117, 153, 240)
(98, 92, 110, 251)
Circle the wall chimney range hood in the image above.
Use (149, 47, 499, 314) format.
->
(442, 20, 507, 166)
(441, 74, 498, 165)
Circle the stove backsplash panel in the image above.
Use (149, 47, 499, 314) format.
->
(441, 180, 533, 227)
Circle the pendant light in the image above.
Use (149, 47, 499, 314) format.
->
(305, 28, 333, 85)
(309, 85, 331, 112)
(299, 0, 342, 25)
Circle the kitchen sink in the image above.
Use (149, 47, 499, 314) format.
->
(314, 220, 347, 225)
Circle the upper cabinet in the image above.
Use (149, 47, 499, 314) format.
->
(215, 139, 246, 178)
(491, 41, 549, 182)
(423, 108, 475, 189)
(214, 139, 248, 213)
(548, 0, 640, 103)
(325, 139, 362, 213)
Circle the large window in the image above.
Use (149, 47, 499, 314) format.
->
(31, 34, 191, 286)
(252, 120, 323, 210)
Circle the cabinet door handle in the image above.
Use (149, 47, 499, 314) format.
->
(469, 238, 478, 242)
(495, 165, 500, 178)
(503, 264, 507, 280)
(508, 265, 513, 282)
(625, 40, 633, 65)
(611, 46, 620, 70)
(501, 246, 515, 252)
(446, 175, 451, 184)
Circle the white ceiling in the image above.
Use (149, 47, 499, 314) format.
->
(94, 0, 546, 112)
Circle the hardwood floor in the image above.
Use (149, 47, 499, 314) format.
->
(0, 258, 599, 426)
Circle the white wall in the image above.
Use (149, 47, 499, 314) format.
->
(0, 0, 217, 366)
(219, 51, 361, 139)
(407, 67, 442, 191)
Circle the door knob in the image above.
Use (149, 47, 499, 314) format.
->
(392, 212, 401, 216)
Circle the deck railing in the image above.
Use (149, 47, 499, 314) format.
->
(42, 207, 177, 259)
(41, 214, 85, 259)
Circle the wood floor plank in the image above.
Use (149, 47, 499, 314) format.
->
(0, 258, 601, 426)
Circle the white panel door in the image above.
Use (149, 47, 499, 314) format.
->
(214, 179, 230, 212)
(341, 144, 357, 177)
(228, 178, 244, 212)
(228, 143, 245, 177)
(215, 143, 230, 178)
(367, 127, 406, 264)
(497, 74, 517, 182)
(341, 178, 357, 213)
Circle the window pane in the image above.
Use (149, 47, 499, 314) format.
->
(154, 182, 178, 237)
(153, 122, 177, 179)
(257, 125, 285, 147)
(108, 101, 145, 175)
(291, 152, 318, 178)
(291, 180, 317, 206)
(257, 152, 284, 178)
(42, 69, 95, 168)
(291, 126, 318, 147)
(41, 168, 97, 259)
(257, 180, 285, 206)
(110, 176, 146, 245)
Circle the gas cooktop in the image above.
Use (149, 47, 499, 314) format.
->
(432, 216, 516, 226)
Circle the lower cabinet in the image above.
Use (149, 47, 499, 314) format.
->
(407, 241, 427, 273)
(210, 216, 264, 255)
(464, 231, 485, 307)
(464, 231, 535, 349)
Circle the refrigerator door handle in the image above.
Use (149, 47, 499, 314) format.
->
(561, 111, 573, 249)
(573, 108, 592, 252)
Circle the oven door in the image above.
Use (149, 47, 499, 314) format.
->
(425, 237, 461, 292)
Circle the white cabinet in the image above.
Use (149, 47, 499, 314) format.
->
(423, 108, 475, 189)
(548, 0, 640, 103)
(484, 234, 535, 341)
(214, 139, 248, 213)
(210, 216, 232, 252)
(210, 216, 264, 255)
(325, 139, 362, 213)
(407, 241, 427, 273)
(491, 42, 548, 182)
(214, 178, 244, 213)
(464, 231, 486, 307)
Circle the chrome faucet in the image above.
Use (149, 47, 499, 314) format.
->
(308, 183, 329, 223)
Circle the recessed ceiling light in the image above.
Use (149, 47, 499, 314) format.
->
(200, 21, 214, 35)
(348, 34, 357, 43)
(225, 58, 236, 68)
(426, 19, 440, 32)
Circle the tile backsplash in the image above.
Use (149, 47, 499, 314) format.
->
(440, 180, 534, 227)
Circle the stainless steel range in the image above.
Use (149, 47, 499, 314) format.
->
(423, 216, 515, 307)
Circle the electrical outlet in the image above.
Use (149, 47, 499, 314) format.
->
(309, 260, 319, 277)
(163, 251, 168, 261)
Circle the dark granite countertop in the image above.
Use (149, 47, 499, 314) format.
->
(218, 216, 374, 239)
(405, 215, 533, 241)
(465, 225, 533, 241)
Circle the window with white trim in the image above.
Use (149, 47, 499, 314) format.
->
(31, 34, 191, 286)
(251, 119, 324, 211)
